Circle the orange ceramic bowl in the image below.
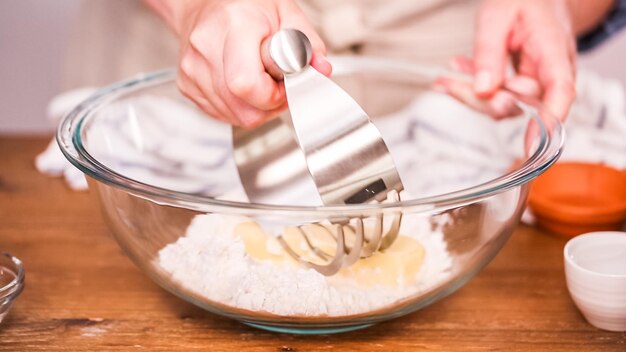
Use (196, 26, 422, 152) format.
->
(528, 162, 626, 237)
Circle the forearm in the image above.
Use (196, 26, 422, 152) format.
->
(569, 0, 616, 35)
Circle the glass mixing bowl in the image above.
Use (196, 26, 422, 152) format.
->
(57, 56, 563, 334)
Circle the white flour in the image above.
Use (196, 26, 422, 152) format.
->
(157, 211, 453, 316)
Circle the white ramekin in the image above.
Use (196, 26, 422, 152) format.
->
(564, 231, 626, 332)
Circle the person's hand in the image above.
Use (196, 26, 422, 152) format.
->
(439, 0, 581, 121)
(474, 0, 578, 120)
(436, 56, 542, 119)
(146, 0, 331, 127)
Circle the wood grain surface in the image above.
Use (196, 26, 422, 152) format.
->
(0, 135, 624, 351)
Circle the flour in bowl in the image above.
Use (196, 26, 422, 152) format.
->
(156, 211, 452, 317)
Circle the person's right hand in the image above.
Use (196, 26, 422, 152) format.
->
(147, 0, 331, 127)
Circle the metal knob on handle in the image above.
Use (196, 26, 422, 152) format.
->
(261, 29, 312, 80)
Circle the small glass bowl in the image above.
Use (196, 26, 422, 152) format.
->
(0, 253, 25, 324)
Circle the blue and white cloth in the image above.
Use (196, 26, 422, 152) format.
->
(578, 0, 626, 51)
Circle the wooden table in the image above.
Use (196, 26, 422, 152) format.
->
(0, 135, 624, 351)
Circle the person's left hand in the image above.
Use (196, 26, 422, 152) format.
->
(438, 0, 578, 121)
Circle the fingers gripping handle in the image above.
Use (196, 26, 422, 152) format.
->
(261, 29, 312, 80)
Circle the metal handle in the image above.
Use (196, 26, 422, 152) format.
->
(261, 29, 312, 80)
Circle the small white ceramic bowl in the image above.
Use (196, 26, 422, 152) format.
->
(564, 232, 626, 332)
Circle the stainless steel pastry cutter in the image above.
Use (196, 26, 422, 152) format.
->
(233, 29, 404, 275)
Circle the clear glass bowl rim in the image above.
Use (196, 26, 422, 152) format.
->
(57, 56, 564, 216)
(0, 252, 25, 299)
